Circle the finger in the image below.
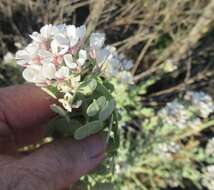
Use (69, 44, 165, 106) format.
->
(0, 84, 55, 149)
(1, 135, 106, 190)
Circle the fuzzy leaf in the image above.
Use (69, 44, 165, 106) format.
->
(97, 96, 106, 108)
(99, 99, 116, 121)
(87, 99, 100, 117)
(74, 120, 104, 140)
(50, 104, 67, 117)
(46, 117, 82, 137)
(78, 78, 97, 95)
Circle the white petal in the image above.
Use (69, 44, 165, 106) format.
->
(17, 59, 28, 66)
(29, 32, 42, 42)
(90, 33, 106, 48)
(64, 54, 77, 69)
(54, 34, 69, 47)
(39, 49, 53, 64)
(77, 50, 87, 66)
(40, 24, 53, 39)
(50, 40, 59, 54)
(66, 25, 77, 38)
(15, 50, 30, 65)
(59, 47, 69, 55)
(23, 65, 44, 83)
(39, 49, 53, 58)
(42, 63, 56, 79)
(26, 44, 38, 56)
(69, 38, 79, 47)
(66, 25, 79, 46)
(77, 58, 86, 66)
(77, 25, 86, 39)
(79, 49, 87, 60)
(55, 66, 70, 79)
(95, 48, 111, 64)
(52, 24, 66, 36)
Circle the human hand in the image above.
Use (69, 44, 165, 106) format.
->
(0, 84, 105, 190)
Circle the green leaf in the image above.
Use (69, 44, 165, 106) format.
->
(99, 99, 116, 121)
(46, 117, 82, 137)
(103, 81, 115, 92)
(74, 120, 104, 140)
(96, 82, 112, 99)
(50, 104, 67, 117)
(87, 99, 100, 117)
(97, 96, 106, 108)
(78, 78, 97, 95)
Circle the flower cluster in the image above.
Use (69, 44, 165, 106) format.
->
(15, 24, 133, 86)
(154, 142, 181, 159)
(15, 24, 133, 115)
(158, 100, 201, 129)
(185, 91, 214, 118)
(15, 24, 133, 143)
(206, 138, 214, 156)
(158, 91, 214, 129)
(202, 165, 214, 190)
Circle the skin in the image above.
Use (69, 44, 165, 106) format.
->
(0, 84, 106, 190)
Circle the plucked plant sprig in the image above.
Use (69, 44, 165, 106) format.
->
(15, 24, 134, 152)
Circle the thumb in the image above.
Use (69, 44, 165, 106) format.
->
(2, 135, 106, 190)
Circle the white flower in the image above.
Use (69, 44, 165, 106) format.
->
(66, 25, 79, 46)
(52, 24, 66, 34)
(54, 25, 81, 49)
(104, 58, 121, 77)
(154, 142, 181, 159)
(122, 59, 133, 70)
(39, 40, 67, 65)
(16, 24, 134, 89)
(77, 49, 87, 66)
(59, 92, 73, 112)
(15, 43, 39, 66)
(30, 24, 55, 42)
(206, 138, 214, 156)
(23, 65, 46, 84)
(95, 48, 112, 65)
(42, 63, 56, 80)
(64, 50, 87, 69)
(55, 66, 70, 79)
(117, 71, 133, 84)
(158, 100, 190, 129)
(64, 54, 77, 69)
(106, 45, 117, 54)
(185, 91, 214, 118)
(202, 165, 214, 190)
(58, 75, 81, 93)
(90, 33, 106, 48)
(77, 25, 86, 40)
(54, 33, 69, 48)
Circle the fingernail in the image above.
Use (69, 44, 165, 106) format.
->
(84, 135, 106, 159)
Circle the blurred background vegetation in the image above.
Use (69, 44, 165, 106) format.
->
(0, 0, 214, 190)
